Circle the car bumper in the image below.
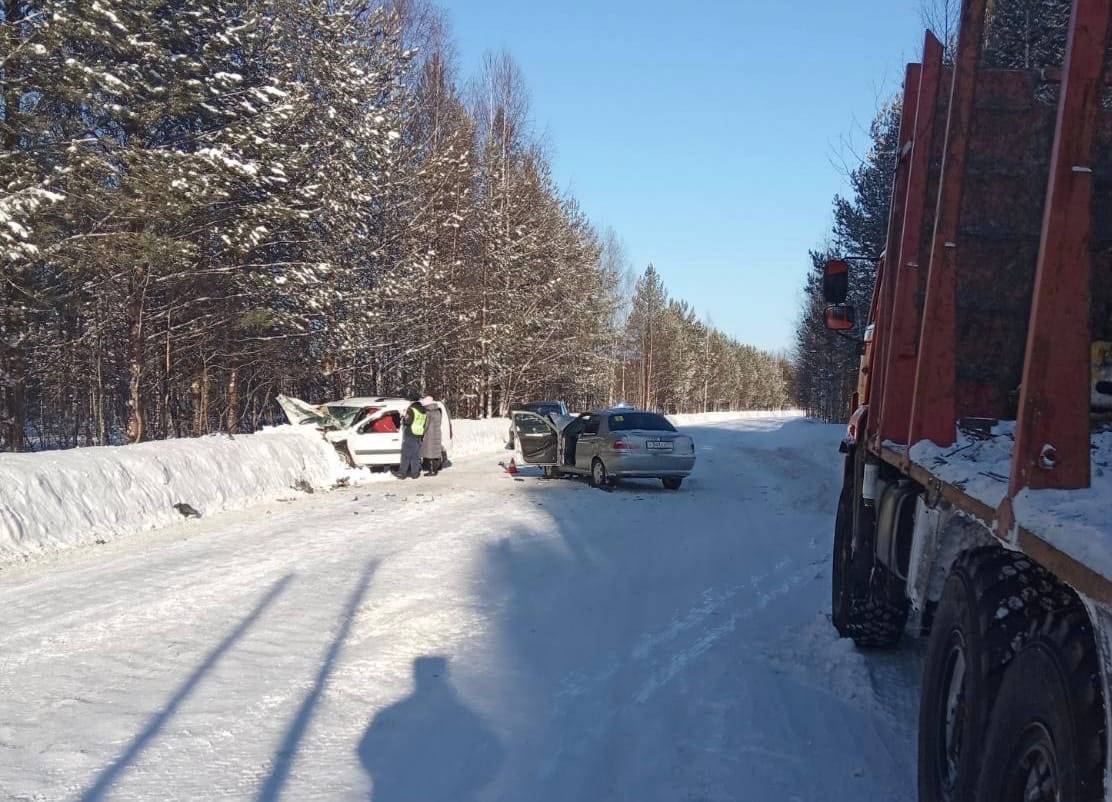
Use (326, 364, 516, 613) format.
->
(607, 453, 695, 478)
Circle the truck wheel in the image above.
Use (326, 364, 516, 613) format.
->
(918, 548, 1062, 802)
(831, 480, 857, 634)
(662, 477, 683, 490)
(974, 605, 1104, 802)
(847, 563, 909, 648)
(831, 480, 908, 648)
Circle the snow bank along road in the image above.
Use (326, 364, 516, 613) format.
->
(0, 416, 922, 801)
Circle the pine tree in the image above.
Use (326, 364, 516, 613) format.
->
(626, 265, 668, 409)
(793, 100, 901, 419)
(3, 0, 788, 450)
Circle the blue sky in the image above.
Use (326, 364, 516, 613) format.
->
(436, 1, 927, 353)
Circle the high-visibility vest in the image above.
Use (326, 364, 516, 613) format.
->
(411, 407, 428, 436)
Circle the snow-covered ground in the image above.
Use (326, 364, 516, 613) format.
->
(0, 416, 921, 801)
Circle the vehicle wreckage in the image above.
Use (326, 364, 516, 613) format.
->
(277, 395, 453, 469)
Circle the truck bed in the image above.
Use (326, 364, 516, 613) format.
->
(877, 427, 1112, 603)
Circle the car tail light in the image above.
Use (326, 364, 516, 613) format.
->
(613, 439, 633, 450)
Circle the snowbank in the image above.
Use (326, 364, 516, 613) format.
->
(0, 427, 348, 564)
(0, 418, 516, 565)
(448, 417, 513, 459)
(668, 409, 802, 427)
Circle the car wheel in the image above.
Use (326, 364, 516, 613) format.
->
(662, 477, 682, 490)
(590, 458, 609, 488)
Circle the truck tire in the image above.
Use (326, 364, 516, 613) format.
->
(831, 477, 908, 648)
(973, 603, 1104, 802)
(831, 480, 858, 634)
(846, 563, 909, 648)
(918, 548, 1067, 802)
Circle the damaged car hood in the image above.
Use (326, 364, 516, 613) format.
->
(276, 395, 346, 430)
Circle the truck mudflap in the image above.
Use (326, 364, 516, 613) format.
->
(904, 498, 997, 623)
(840, 404, 867, 453)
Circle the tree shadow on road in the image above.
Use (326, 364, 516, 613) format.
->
(257, 560, 378, 802)
(78, 573, 294, 802)
(357, 655, 504, 802)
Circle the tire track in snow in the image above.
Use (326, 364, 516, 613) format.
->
(548, 556, 809, 711)
(633, 561, 813, 704)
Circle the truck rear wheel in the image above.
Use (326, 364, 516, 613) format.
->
(973, 604, 1104, 802)
(918, 548, 1064, 802)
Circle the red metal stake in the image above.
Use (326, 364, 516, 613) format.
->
(909, 0, 989, 448)
(878, 34, 944, 446)
(1009, 0, 1112, 494)
(868, 64, 920, 446)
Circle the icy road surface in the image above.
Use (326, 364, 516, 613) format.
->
(0, 417, 921, 801)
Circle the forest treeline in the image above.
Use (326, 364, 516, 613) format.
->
(1, 0, 791, 451)
(792, 0, 1074, 422)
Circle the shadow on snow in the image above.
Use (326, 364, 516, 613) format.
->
(257, 560, 378, 802)
(357, 656, 504, 802)
(78, 574, 295, 802)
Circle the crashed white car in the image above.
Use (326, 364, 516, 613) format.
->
(277, 395, 453, 468)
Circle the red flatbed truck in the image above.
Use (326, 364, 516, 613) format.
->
(823, 1, 1112, 800)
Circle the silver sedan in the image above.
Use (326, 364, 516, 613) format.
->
(511, 408, 695, 490)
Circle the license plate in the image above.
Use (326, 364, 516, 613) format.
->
(647, 441, 673, 450)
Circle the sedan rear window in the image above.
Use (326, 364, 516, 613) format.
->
(608, 413, 676, 432)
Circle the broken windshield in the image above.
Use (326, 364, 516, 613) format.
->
(326, 406, 374, 429)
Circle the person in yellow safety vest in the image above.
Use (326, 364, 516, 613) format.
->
(395, 397, 428, 479)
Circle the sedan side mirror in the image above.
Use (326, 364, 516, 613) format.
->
(824, 304, 857, 331)
(822, 259, 849, 304)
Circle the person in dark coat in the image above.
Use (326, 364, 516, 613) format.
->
(420, 395, 444, 475)
(395, 397, 427, 479)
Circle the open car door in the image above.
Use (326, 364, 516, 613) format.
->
(512, 411, 559, 466)
(345, 408, 404, 467)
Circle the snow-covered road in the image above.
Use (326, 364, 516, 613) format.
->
(0, 416, 921, 801)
